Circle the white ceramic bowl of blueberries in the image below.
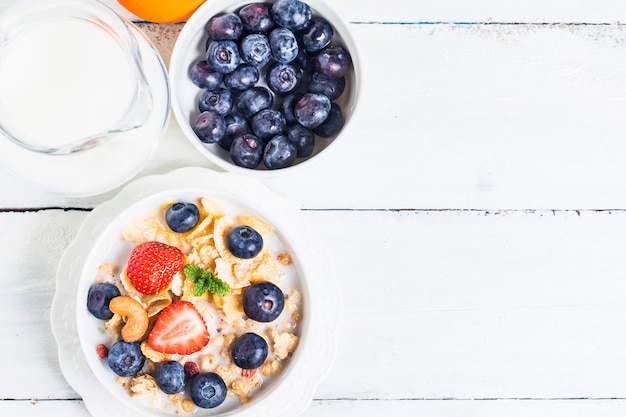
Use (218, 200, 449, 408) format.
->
(170, 0, 360, 174)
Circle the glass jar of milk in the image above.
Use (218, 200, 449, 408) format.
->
(0, 0, 170, 196)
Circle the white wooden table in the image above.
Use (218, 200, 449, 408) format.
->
(3, 0, 626, 416)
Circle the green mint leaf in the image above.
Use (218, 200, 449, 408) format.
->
(206, 275, 232, 297)
(193, 278, 210, 297)
(184, 264, 204, 283)
(184, 264, 232, 297)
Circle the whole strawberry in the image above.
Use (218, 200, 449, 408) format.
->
(126, 241, 185, 295)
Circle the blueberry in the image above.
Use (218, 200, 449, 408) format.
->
(189, 61, 223, 90)
(314, 102, 344, 137)
(231, 332, 268, 369)
(198, 87, 233, 116)
(87, 283, 120, 320)
(189, 372, 227, 409)
(227, 225, 263, 258)
(205, 12, 243, 40)
(156, 361, 186, 394)
(219, 113, 250, 151)
(218, 135, 235, 152)
(165, 202, 200, 233)
(243, 281, 286, 322)
(280, 92, 303, 124)
(236, 86, 273, 118)
(193, 110, 226, 144)
(271, 0, 312, 31)
(263, 135, 297, 169)
(266, 62, 302, 95)
(230, 133, 264, 169)
(107, 341, 145, 377)
(224, 63, 259, 91)
(286, 123, 314, 157)
(294, 93, 331, 128)
(294, 49, 315, 72)
(269, 27, 299, 64)
(206, 40, 240, 74)
(238, 3, 275, 33)
(251, 108, 286, 139)
(240, 33, 272, 67)
(306, 72, 345, 100)
(314, 45, 352, 79)
(301, 18, 334, 52)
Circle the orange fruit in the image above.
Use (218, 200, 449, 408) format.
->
(118, 0, 206, 23)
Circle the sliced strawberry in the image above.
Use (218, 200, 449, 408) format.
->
(148, 301, 210, 355)
(127, 241, 185, 295)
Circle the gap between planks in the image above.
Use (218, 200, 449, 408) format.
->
(3, 396, 626, 402)
(2, 208, 626, 214)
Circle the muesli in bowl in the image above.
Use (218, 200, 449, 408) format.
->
(76, 187, 307, 415)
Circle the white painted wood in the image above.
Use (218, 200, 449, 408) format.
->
(101, 0, 626, 24)
(2, 3, 626, 416)
(4, 399, 626, 417)
(3, 23, 626, 209)
(309, 399, 626, 417)
(3, 209, 626, 415)
(0, 211, 85, 400)
(330, 0, 626, 25)
(268, 23, 626, 210)
(309, 209, 626, 399)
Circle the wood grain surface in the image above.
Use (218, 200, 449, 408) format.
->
(2, 1, 626, 416)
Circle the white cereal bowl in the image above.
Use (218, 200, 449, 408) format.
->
(169, 0, 361, 176)
(51, 167, 339, 417)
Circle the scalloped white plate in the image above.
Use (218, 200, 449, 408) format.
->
(51, 167, 339, 417)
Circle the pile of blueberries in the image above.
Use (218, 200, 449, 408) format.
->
(189, 0, 352, 170)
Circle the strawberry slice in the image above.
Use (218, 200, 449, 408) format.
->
(127, 241, 185, 295)
(148, 301, 210, 355)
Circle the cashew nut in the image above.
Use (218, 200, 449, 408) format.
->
(109, 296, 149, 343)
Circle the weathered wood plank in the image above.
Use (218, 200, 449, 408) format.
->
(102, 0, 626, 24)
(3, 209, 626, 401)
(2, 398, 626, 417)
(2, 24, 626, 209)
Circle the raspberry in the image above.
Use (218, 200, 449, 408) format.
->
(96, 343, 109, 359)
(184, 361, 200, 379)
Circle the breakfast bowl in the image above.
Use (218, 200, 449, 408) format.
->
(169, 0, 361, 175)
(51, 167, 339, 417)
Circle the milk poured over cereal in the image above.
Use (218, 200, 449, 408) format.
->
(89, 196, 302, 413)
